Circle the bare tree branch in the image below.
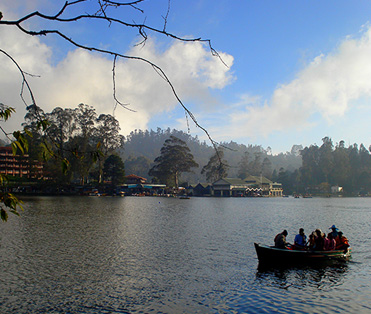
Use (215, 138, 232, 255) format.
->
(112, 55, 135, 114)
(0, 49, 38, 110)
(0, 0, 229, 160)
(162, 0, 171, 32)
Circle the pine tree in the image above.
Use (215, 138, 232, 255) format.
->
(149, 136, 198, 189)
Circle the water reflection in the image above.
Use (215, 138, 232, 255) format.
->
(1, 197, 371, 313)
(256, 263, 349, 290)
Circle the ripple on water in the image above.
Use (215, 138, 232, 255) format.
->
(1, 196, 371, 313)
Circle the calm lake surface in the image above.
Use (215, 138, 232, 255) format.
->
(1, 196, 371, 313)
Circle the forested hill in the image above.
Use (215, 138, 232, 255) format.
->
(120, 128, 302, 183)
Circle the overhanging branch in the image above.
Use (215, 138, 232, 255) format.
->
(0, 0, 229, 155)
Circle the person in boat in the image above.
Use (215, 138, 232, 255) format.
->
(329, 225, 339, 238)
(335, 231, 350, 251)
(308, 232, 316, 249)
(324, 232, 336, 251)
(274, 230, 289, 249)
(294, 228, 307, 249)
(313, 229, 325, 251)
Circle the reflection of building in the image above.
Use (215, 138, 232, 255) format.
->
(212, 176, 283, 197)
(0, 146, 44, 178)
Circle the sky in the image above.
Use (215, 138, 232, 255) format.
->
(1, 0, 371, 154)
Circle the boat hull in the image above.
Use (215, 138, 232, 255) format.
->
(254, 243, 351, 265)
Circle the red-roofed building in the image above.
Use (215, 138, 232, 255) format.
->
(125, 174, 147, 184)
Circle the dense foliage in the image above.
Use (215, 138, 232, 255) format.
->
(103, 155, 125, 186)
(274, 137, 371, 195)
(22, 104, 124, 185)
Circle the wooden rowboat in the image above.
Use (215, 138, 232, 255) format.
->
(254, 243, 351, 265)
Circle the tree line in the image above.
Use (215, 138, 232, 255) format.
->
(127, 133, 371, 196)
(3, 106, 370, 197)
(274, 137, 371, 195)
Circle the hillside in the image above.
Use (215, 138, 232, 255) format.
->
(120, 128, 302, 184)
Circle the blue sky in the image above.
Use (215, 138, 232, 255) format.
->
(1, 0, 371, 153)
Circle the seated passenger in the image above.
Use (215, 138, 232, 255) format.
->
(335, 231, 350, 251)
(274, 230, 289, 249)
(313, 229, 325, 251)
(329, 225, 339, 238)
(308, 232, 315, 249)
(324, 233, 336, 251)
(294, 228, 307, 249)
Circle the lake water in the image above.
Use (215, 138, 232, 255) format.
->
(0, 196, 370, 313)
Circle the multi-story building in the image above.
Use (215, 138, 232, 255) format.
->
(0, 146, 44, 178)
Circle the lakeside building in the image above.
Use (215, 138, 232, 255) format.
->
(0, 146, 44, 179)
(125, 174, 147, 184)
(187, 183, 213, 197)
(120, 174, 166, 195)
(212, 176, 283, 197)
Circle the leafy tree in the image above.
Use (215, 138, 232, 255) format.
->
(331, 140, 350, 187)
(103, 154, 125, 186)
(201, 148, 229, 182)
(20, 104, 125, 185)
(237, 151, 250, 179)
(70, 104, 98, 184)
(261, 157, 272, 179)
(249, 152, 263, 176)
(95, 114, 124, 183)
(300, 144, 320, 187)
(299, 138, 371, 195)
(149, 136, 198, 189)
(319, 136, 334, 183)
(46, 108, 77, 158)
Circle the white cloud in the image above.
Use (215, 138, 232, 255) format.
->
(0, 13, 234, 137)
(217, 25, 371, 142)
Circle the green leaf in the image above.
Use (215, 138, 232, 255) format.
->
(11, 142, 18, 155)
(61, 159, 70, 174)
(10, 210, 20, 216)
(37, 119, 50, 131)
(13, 140, 24, 155)
(0, 106, 15, 121)
(0, 173, 8, 185)
(24, 128, 33, 138)
(1, 208, 8, 222)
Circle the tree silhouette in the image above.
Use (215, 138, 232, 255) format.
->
(201, 148, 229, 182)
(149, 136, 198, 189)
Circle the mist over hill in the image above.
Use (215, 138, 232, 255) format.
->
(120, 128, 302, 183)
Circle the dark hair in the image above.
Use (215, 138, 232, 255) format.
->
(282, 230, 288, 236)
